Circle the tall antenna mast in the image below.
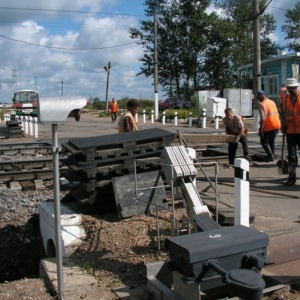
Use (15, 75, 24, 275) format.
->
(12, 67, 18, 91)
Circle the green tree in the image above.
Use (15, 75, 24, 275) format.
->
(129, 0, 281, 98)
(129, 0, 213, 99)
(282, 1, 300, 52)
(214, 0, 281, 64)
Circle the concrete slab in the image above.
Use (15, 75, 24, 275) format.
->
(20, 180, 35, 191)
(263, 259, 300, 285)
(267, 231, 300, 264)
(38, 202, 86, 257)
(40, 257, 99, 299)
(34, 179, 46, 190)
(9, 180, 22, 190)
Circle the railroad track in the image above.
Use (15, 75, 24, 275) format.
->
(0, 142, 69, 182)
(0, 141, 54, 156)
(0, 158, 69, 182)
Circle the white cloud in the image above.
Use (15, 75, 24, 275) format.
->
(3, 0, 297, 103)
(0, 1, 153, 102)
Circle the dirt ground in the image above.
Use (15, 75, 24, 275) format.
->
(1, 118, 300, 300)
(1, 203, 300, 300)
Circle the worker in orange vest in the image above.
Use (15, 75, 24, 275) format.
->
(257, 90, 281, 162)
(109, 98, 119, 122)
(280, 78, 300, 186)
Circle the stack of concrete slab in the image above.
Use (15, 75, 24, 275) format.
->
(6, 120, 24, 138)
(61, 128, 176, 212)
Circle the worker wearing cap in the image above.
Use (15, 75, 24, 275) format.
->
(280, 78, 300, 186)
(257, 90, 281, 162)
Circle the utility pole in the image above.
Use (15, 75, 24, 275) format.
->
(252, 0, 261, 131)
(154, 10, 159, 120)
(104, 62, 111, 113)
(61, 78, 64, 96)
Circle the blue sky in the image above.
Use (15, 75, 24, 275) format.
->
(0, 0, 298, 103)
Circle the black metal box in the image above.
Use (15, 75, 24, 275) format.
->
(167, 225, 268, 280)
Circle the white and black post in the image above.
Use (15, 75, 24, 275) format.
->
(234, 158, 250, 227)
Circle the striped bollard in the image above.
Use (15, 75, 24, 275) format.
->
(34, 117, 38, 138)
(22, 116, 26, 133)
(162, 111, 166, 125)
(202, 108, 207, 129)
(143, 110, 146, 123)
(234, 158, 250, 227)
(174, 112, 178, 126)
(188, 112, 193, 128)
(151, 110, 154, 123)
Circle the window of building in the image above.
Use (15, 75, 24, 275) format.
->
(265, 77, 278, 95)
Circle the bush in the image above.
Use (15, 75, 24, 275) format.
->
(161, 109, 190, 120)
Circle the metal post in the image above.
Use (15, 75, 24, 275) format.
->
(52, 124, 64, 300)
(154, 10, 159, 120)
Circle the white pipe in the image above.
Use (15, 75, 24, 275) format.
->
(143, 110, 146, 123)
(188, 112, 193, 128)
(162, 111, 166, 125)
(29, 116, 34, 136)
(34, 117, 38, 138)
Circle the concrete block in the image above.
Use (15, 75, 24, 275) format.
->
(34, 179, 46, 190)
(9, 181, 22, 190)
(38, 202, 86, 257)
(20, 180, 35, 191)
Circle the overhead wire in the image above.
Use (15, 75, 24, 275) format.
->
(0, 34, 138, 50)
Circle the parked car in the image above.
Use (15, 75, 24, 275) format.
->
(158, 97, 191, 111)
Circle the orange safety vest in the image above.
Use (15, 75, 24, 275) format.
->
(118, 110, 138, 133)
(110, 102, 118, 113)
(281, 91, 300, 134)
(259, 98, 281, 132)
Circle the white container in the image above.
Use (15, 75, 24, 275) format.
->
(194, 90, 220, 108)
(206, 97, 227, 119)
(223, 88, 253, 117)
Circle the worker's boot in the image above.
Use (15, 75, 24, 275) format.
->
(263, 145, 275, 162)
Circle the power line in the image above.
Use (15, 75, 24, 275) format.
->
(111, 67, 137, 77)
(0, 6, 147, 18)
(0, 34, 138, 50)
